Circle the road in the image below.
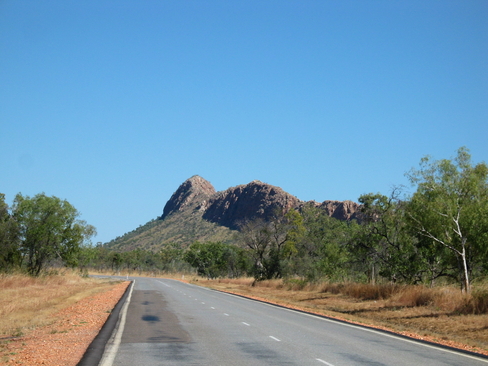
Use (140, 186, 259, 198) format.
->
(100, 277, 488, 366)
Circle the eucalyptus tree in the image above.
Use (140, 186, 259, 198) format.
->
(237, 209, 305, 280)
(353, 190, 423, 284)
(406, 147, 488, 292)
(184, 241, 246, 278)
(0, 194, 20, 272)
(237, 218, 273, 279)
(298, 205, 351, 281)
(12, 193, 96, 276)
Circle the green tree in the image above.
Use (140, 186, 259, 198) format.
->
(111, 252, 123, 273)
(237, 218, 273, 280)
(0, 193, 21, 272)
(184, 241, 243, 278)
(406, 147, 488, 292)
(299, 205, 352, 282)
(353, 191, 423, 284)
(237, 209, 305, 280)
(159, 243, 187, 272)
(12, 193, 96, 276)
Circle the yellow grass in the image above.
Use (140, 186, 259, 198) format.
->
(0, 271, 121, 337)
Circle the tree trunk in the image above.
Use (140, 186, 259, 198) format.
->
(461, 240, 470, 293)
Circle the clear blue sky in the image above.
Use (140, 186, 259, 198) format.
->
(1, 1, 487, 244)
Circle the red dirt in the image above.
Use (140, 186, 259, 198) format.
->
(1, 281, 130, 366)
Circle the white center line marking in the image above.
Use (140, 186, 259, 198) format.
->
(211, 307, 215, 309)
(224, 313, 229, 316)
(316, 359, 335, 366)
(242, 322, 250, 326)
(201, 302, 205, 304)
(269, 336, 281, 342)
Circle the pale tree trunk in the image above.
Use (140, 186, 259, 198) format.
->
(410, 210, 471, 293)
(460, 240, 470, 293)
(454, 214, 470, 293)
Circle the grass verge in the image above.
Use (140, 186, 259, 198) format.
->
(0, 271, 122, 338)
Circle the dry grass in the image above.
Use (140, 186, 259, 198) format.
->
(191, 277, 488, 355)
(88, 269, 194, 283)
(0, 271, 121, 337)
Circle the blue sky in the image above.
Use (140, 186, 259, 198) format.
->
(1, 1, 487, 244)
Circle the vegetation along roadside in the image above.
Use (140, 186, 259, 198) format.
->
(0, 147, 487, 360)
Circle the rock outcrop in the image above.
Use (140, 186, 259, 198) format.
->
(306, 200, 361, 221)
(161, 176, 360, 230)
(161, 175, 216, 220)
(202, 180, 301, 230)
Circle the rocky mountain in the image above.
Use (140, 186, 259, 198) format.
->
(161, 175, 216, 219)
(162, 175, 360, 229)
(106, 175, 360, 251)
(305, 199, 360, 221)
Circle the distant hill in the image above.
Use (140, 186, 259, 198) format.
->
(105, 175, 360, 251)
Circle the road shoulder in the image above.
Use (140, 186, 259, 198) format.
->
(1, 281, 130, 366)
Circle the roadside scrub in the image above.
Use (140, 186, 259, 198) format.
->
(0, 271, 121, 337)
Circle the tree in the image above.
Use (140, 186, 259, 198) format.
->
(0, 194, 21, 272)
(298, 205, 351, 281)
(12, 193, 96, 276)
(184, 241, 246, 279)
(237, 218, 272, 280)
(406, 147, 488, 292)
(237, 209, 304, 280)
(353, 190, 423, 284)
(158, 243, 187, 272)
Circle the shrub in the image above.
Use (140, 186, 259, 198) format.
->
(456, 288, 488, 315)
(394, 286, 436, 307)
(284, 278, 308, 291)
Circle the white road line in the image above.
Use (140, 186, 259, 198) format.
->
(242, 322, 250, 326)
(224, 313, 229, 316)
(211, 307, 215, 309)
(269, 336, 281, 342)
(316, 359, 335, 366)
(214, 292, 488, 364)
(168, 279, 488, 365)
(99, 280, 135, 366)
(156, 280, 171, 287)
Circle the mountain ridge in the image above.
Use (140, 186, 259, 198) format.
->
(162, 175, 360, 229)
(106, 176, 360, 251)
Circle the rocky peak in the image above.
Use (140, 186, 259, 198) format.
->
(202, 180, 301, 230)
(161, 175, 216, 219)
(161, 176, 360, 229)
(315, 200, 361, 221)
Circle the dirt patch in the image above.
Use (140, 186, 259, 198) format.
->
(0, 281, 129, 365)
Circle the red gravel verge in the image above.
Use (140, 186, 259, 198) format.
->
(1, 281, 130, 366)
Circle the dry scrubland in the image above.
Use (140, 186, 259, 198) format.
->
(0, 272, 120, 337)
(191, 277, 488, 356)
(0, 272, 129, 365)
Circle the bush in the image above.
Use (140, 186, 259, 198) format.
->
(284, 278, 308, 291)
(394, 286, 436, 307)
(456, 288, 488, 314)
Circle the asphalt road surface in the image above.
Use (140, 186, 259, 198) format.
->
(100, 277, 488, 366)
